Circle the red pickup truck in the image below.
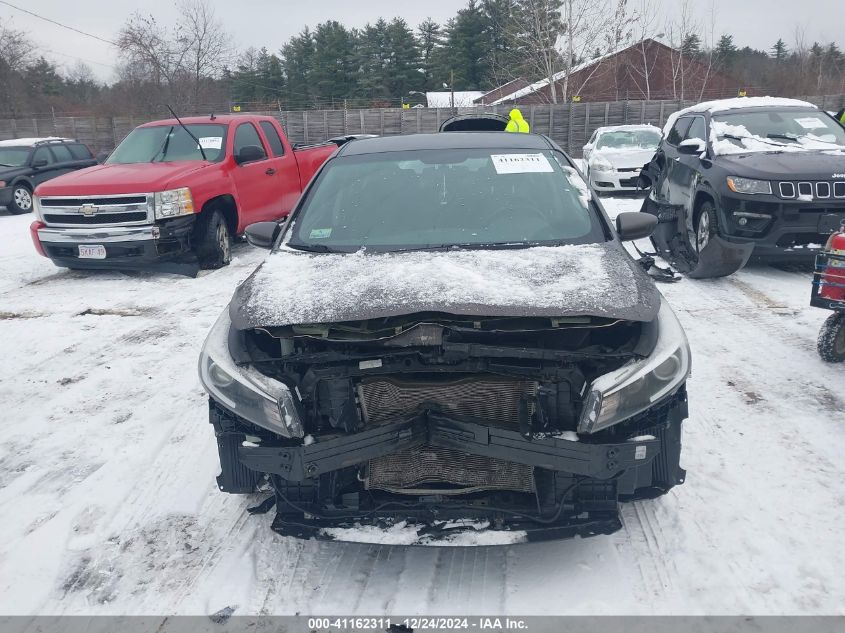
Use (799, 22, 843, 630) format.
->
(29, 114, 339, 272)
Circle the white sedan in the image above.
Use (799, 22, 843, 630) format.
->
(582, 124, 661, 193)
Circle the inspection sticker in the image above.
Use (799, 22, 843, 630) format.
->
(795, 117, 827, 130)
(197, 136, 223, 149)
(309, 228, 332, 239)
(491, 153, 554, 174)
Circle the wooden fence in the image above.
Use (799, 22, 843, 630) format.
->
(3, 94, 845, 158)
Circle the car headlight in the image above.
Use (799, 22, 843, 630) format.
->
(726, 177, 772, 195)
(578, 297, 690, 434)
(154, 187, 195, 219)
(198, 308, 304, 438)
(590, 156, 614, 171)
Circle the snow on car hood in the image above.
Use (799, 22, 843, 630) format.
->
(231, 241, 660, 329)
(591, 147, 656, 170)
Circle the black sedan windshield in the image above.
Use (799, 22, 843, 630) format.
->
(288, 149, 605, 252)
(107, 124, 226, 164)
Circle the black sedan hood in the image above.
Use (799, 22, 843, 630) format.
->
(230, 242, 660, 329)
(718, 150, 845, 180)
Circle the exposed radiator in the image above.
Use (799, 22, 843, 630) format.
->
(366, 445, 535, 495)
(357, 375, 537, 425)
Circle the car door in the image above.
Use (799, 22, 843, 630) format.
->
(671, 115, 707, 210)
(257, 120, 302, 219)
(29, 146, 62, 187)
(229, 121, 275, 221)
(661, 116, 693, 207)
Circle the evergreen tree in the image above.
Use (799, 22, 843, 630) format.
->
(384, 18, 421, 101)
(25, 58, 63, 97)
(771, 38, 788, 63)
(681, 34, 702, 59)
(442, 0, 491, 90)
(417, 18, 445, 91)
(281, 27, 315, 109)
(354, 19, 391, 101)
(481, 0, 516, 84)
(256, 48, 285, 101)
(715, 34, 738, 70)
(310, 21, 354, 106)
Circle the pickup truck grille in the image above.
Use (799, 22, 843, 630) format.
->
(357, 375, 538, 426)
(38, 194, 152, 227)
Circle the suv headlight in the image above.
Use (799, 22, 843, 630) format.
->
(590, 156, 614, 171)
(198, 308, 304, 438)
(726, 177, 772, 195)
(154, 187, 195, 219)
(578, 297, 690, 434)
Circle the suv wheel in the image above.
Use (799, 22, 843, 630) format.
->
(695, 202, 718, 253)
(818, 313, 845, 363)
(194, 209, 232, 269)
(9, 184, 33, 214)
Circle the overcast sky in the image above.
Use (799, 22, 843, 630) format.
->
(4, 0, 845, 82)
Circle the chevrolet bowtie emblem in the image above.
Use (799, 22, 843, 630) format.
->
(80, 204, 99, 217)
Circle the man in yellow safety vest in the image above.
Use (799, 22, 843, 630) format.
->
(505, 108, 530, 133)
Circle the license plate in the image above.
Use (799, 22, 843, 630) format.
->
(78, 244, 106, 259)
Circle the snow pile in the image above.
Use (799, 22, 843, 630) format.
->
(663, 96, 817, 135)
(710, 120, 845, 156)
(239, 242, 657, 327)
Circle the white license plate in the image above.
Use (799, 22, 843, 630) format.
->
(78, 244, 106, 259)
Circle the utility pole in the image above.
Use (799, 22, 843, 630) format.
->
(450, 70, 455, 113)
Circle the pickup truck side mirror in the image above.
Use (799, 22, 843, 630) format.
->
(95, 151, 110, 164)
(32, 158, 49, 169)
(616, 212, 657, 241)
(678, 138, 705, 155)
(235, 145, 266, 165)
(245, 221, 280, 249)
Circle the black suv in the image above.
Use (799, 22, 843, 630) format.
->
(640, 98, 845, 278)
(0, 138, 96, 215)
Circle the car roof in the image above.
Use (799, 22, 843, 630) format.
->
(0, 137, 74, 147)
(340, 132, 552, 156)
(137, 114, 273, 127)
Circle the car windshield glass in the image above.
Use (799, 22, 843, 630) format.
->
(287, 148, 605, 252)
(711, 109, 845, 154)
(596, 130, 661, 150)
(0, 147, 30, 167)
(106, 124, 226, 164)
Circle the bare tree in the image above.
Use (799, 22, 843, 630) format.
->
(697, 1, 717, 100)
(0, 18, 34, 114)
(507, 0, 565, 103)
(176, 0, 232, 103)
(628, 0, 661, 99)
(665, 0, 700, 100)
(559, 0, 618, 102)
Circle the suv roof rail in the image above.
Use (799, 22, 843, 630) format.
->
(33, 138, 75, 146)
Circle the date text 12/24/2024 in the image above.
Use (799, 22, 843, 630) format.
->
(308, 617, 529, 630)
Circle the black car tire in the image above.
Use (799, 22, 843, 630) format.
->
(193, 209, 232, 269)
(817, 313, 845, 363)
(694, 201, 719, 254)
(9, 183, 33, 215)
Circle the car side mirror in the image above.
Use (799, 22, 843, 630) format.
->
(32, 158, 49, 169)
(96, 151, 110, 164)
(235, 145, 266, 165)
(678, 138, 705, 155)
(583, 143, 593, 153)
(616, 212, 657, 241)
(245, 221, 280, 249)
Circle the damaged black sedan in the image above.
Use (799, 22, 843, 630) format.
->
(198, 132, 691, 542)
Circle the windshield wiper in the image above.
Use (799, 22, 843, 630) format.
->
(151, 126, 174, 163)
(719, 133, 793, 148)
(768, 132, 843, 146)
(166, 104, 207, 161)
(286, 242, 339, 253)
(0, 163, 13, 167)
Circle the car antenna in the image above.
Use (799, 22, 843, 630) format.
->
(165, 104, 207, 161)
(210, 112, 216, 120)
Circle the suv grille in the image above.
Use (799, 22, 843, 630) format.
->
(779, 181, 845, 200)
(357, 376, 538, 426)
(38, 194, 151, 227)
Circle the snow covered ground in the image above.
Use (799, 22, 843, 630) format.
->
(1, 198, 844, 616)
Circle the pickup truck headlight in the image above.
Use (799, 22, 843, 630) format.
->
(578, 297, 690, 434)
(198, 308, 304, 438)
(590, 156, 614, 172)
(154, 187, 195, 219)
(726, 177, 772, 195)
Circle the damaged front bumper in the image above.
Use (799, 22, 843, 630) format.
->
(209, 390, 688, 542)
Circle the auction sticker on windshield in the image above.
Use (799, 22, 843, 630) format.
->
(198, 137, 223, 149)
(795, 117, 827, 130)
(491, 153, 554, 174)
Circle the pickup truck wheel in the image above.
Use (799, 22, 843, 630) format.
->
(194, 209, 232, 269)
(9, 184, 33, 214)
(818, 313, 845, 363)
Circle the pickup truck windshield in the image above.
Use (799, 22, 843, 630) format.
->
(712, 109, 845, 153)
(107, 124, 227, 164)
(0, 147, 30, 167)
(288, 148, 605, 252)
